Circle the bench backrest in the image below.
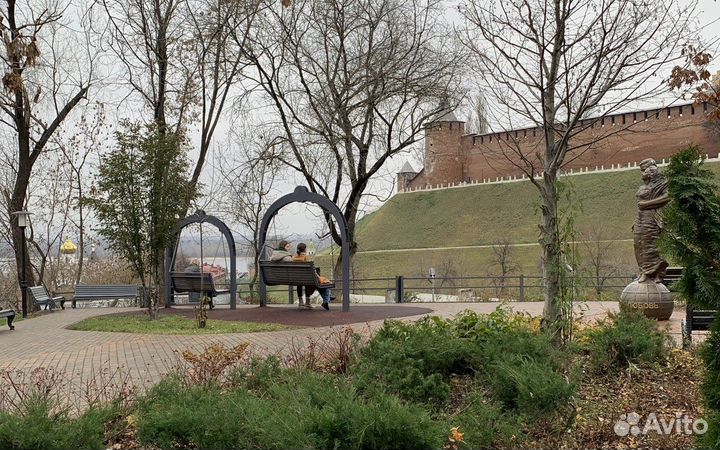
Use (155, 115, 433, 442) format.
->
(170, 272, 218, 295)
(260, 261, 319, 286)
(688, 306, 717, 328)
(664, 267, 683, 288)
(74, 285, 138, 300)
(29, 286, 51, 302)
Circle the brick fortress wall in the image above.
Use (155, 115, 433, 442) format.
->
(398, 103, 719, 191)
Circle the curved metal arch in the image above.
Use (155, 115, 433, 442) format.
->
(259, 186, 351, 312)
(165, 210, 237, 309)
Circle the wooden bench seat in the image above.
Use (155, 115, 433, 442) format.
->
(29, 286, 64, 310)
(72, 285, 140, 308)
(683, 306, 717, 347)
(668, 267, 718, 347)
(170, 272, 225, 296)
(259, 261, 334, 288)
(169, 272, 225, 309)
(0, 309, 15, 330)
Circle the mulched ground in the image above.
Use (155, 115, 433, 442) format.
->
(533, 349, 705, 450)
(122, 304, 434, 327)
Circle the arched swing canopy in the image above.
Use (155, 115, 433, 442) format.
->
(165, 210, 238, 309)
(258, 186, 351, 312)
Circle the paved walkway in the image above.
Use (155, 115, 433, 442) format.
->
(0, 302, 687, 392)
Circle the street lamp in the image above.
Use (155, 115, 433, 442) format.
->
(12, 210, 32, 318)
(429, 267, 436, 303)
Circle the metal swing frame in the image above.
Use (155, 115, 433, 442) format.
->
(165, 210, 238, 309)
(258, 186, 351, 312)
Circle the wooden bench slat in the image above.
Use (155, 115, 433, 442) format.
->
(169, 272, 226, 296)
(28, 285, 62, 310)
(665, 268, 718, 347)
(259, 261, 335, 288)
(72, 285, 140, 308)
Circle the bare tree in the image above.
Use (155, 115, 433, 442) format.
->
(101, 0, 259, 194)
(19, 152, 74, 292)
(214, 124, 280, 300)
(100, 0, 191, 132)
(461, 0, 696, 330)
(56, 102, 108, 285)
(1, 0, 95, 299)
(465, 92, 490, 135)
(100, 0, 259, 304)
(183, 0, 259, 194)
(578, 225, 622, 297)
(491, 238, 519, 296)
(246, 0, 465, 280)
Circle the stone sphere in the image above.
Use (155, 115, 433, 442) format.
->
(619, 280, 673, 320)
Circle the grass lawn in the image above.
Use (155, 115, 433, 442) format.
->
(68, 314, 292, 334)
(354, 162, 720, 251)
(316, 162, 720, 279)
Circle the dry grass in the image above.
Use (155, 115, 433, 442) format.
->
(534, 348, 704, 450)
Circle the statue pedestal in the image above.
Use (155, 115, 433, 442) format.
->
(619, 280, 673, 320)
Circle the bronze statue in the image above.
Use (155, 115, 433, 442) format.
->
(632, 158, 670, 283)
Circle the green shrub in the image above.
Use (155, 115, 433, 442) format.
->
(353, 309, 572, 409)
(0, 397, 120, 450)
(227, 355, 284, 392)
(580, 308, 670, 373)
(698, 320, 720, 449)
(136, 377, 307, 450)
(352, 317, 481, 403)
(137, 371, 445, 450)
(489, 354, 575, 415)
(453, 390, 524, 449)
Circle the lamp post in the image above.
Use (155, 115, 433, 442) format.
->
(429, 267, 436, 303)
(13, 211, 32, 318)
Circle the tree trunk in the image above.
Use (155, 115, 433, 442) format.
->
(10, 148, 36, 297)
(75, 182, 85, 285)
(332, 203, 359, 287)
(152, 249, 164, 318)
(540, 171, 562, 328)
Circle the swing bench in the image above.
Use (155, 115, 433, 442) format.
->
(258, 186, 350, 311)
(666, 267, 719, 347)
(259, 261, 335, 288)
(166, 210, 238, 309)
(169, 272, 226, 308)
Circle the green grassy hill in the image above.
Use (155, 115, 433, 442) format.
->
(317, 162, 720, 283)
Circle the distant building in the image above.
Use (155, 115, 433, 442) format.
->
(60, 239, 77, 264)
(398, 103, 719, 192)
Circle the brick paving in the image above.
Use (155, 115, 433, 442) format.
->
(0, 301, 690, 393)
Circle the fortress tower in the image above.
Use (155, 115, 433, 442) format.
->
(423, 112, 466, 186)
(396, 161, 418, 192)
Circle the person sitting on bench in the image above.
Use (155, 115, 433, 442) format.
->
(292, 242, 333, 311)
(270, 240, 294, 263)
(185, 258, 201, 273)
(292, 242, 315, 309)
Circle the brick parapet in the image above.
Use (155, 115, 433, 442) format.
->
(403, 102, 718, 192)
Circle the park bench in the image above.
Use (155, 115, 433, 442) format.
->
(169, 272, 224, 309)
(664, 267, 718, 347)
(0, 309, 15, 330)
(259, 261, 334, 288)
(72, 285, 140, 308)
(29, 285, 64, 310)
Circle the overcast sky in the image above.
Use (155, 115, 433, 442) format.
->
(51, 0, 718, 250)
(246, 0, 720, 241)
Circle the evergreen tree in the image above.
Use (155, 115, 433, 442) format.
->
(88, 123, 194, 319)
(661, 145, 720, 447)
